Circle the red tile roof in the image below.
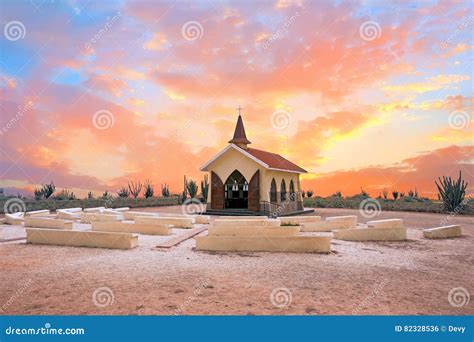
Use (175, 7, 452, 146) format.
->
(246, 147, 307, 173)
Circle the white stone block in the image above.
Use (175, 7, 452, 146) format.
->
(92, 221, 171, 235)
(134, 216, 193, 228)
(194, 215, 211, 224)
(423, 225, 462, 239)
(123, 211, 159, 220)
(301, 220, 354, 232)
(81, 213, 122, 224)
(57, 211, 81, 220)
(5, 212, 24, 225)
(280, 216, 322, 225)
(57, 207, 82, 213)
(195, 235, 331, 253)
(83, 207, 105, 213)
(333, 227, 407, 241)
(213, 219, 281, 227)
(112, 207, 130, 212)
(26, 228, 138, 249)
(25, 210, 51, 217)
(367, 219, 403, 228)
(208, 226, 300, 237)
(25, 217, 73, 230)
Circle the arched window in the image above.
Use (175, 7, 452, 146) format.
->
(289, 180, 295, 200)
(280, 179, 287, 202)
(270, 178, 277, 203)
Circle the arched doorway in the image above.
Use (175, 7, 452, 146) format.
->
(281, 179, 287, 202)
(224, 170, 248, 209)
(270, 178, 277, 203)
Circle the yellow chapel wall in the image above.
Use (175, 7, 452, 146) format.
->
(204, 147, 302, 205)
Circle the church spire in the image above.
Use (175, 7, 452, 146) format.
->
(229, 107, 251, 149)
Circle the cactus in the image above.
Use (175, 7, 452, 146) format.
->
(201, 175, 209, 201)
(186, 179, 199, 199)
(435, 171, 468, 212)
(117, 186, 130, 198)
(42, 181, 55, 198)
(143, 179, 154, 198)
(161, 184, 170, 197)
(128, 181, 142, 198)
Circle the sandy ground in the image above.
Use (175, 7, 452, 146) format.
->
(0, 206, 473, 315)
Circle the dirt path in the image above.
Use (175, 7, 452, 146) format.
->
(0, 207, 472, 315)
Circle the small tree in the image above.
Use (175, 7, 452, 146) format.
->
(186, 179, 199, 199)
(128, 181, 142, 198)
(117, 186, 130, 198)
(435, 171, 468, 212)
(382, 188, 388, 200)
(392, 191, 399, 200)
(87, 191, 94, 199)
(102, 190, 111, 199)
(161, 184, 170, 197)
(201, 175, 209, 201)
(306, 190, 314, 198)
(144, 179, 154, 198)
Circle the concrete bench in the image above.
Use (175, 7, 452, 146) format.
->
(25, 210, 51, 217)
(83, 207, 105, 213)
(111, 207, 130, 212)
(423, 225, 462, 239)
(25, 217, 73, 230)
(213, 219, 281, 227)
(280, 216, 321, 225)
(208, 226, 300, 237)
(26, 228, 138, 249)
(195, 235, 331, 253)
(301, 220, 354, 232)
(333, 227, 407, 241)
(92, 221, 171, 235)
(57, 211, 81, 220)
(367, 219, 403, 228)
(213, 216, 268, 219)
(134, 216, 194, 228)
(57, 207, 82, 213)
(326, 215, 357, 224)
(194, 215, 211, 224)
(81, 213, 122, 224)
(123, 211, 159, 220)
(5, 213, 24, 225)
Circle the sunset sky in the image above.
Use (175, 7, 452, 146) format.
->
(1, 0, 472, 198)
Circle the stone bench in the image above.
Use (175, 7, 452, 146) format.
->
(5, 213, 24, 225)
(135, 216, 194, 228)
(326, 215, 357, 224)
(92, 221, 171, 235)
(25, 217, 73, 230)
(83, 207, 105, 213)
(57, 207, 82, 213)
(301, 220, 354, 232)
(123, 211, 159, 220)
(208, 226, 300, 237)
(57, 211, 81, 220)
(423, 225, 462, 239)
(26, 228, 138, 249)
(367, 219, 403, 228)
(213, 215, 268, 219)
(213, 219, 281, 227)
(280, 216, 321, 225)
(81, 213, 123, 224)
(194, 215, 211, 224)
(25, 210, 51, 217)
(333, 227, 407, 241)
(111, 207, 130, 212)
(195, 235, 331, 253)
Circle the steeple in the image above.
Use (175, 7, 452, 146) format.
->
(228, 107, 251, 149)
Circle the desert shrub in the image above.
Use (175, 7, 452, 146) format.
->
(102, 190, 111, 199)
(87, 191, 94, 199)
(128, 181, 142, 198)
(306, 190, 313, 198)
(332, 191, 342, 197)
(117, 187, 130, 198)
(161, 184, 170, 197)
(382, 188, 388, 200)
(392, 191, 399, 200)
(54, 189, 75, 200)
(302, 191, 306, 198)
(435, 171, 468, 212)
(143, 179, 154, 198)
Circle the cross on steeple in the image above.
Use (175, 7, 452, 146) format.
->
(237, 105, 244, 116)
(228, 107, 251, 149)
